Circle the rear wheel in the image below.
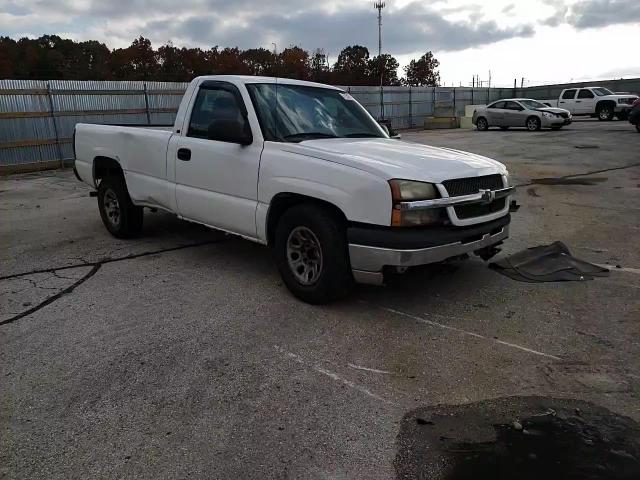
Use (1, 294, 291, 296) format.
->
(597, 104, 614, 121)
(476, 117, 488, 131)
(97, 176, 143, 238)
(274, 204, 353, 304)
(526, 116, 541, 131)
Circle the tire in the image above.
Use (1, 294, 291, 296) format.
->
(526, 116, 541, 131)
(500, 126, 509, 130)
(274, 204, 353, 304)
(476, 117, 488, 131)
(97, 176, 143, 238)
(597, 104, 614, 121)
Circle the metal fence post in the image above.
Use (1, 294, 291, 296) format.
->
(143, 82, 151, 125)
(453, 88, 456, 117)
(408, 87, 412, 128)
(46, 81, 64, 167)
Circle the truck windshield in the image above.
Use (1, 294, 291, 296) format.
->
(592, 88, 614, 96)
(519, 99, 547, 109)
(246, 83, 386, 142)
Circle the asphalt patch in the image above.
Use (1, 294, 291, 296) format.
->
(394, 396, 640, 480)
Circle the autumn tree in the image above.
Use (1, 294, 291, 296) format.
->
(241, 48, 276, 76)
(277, 46, 310, 80)
(404, 51, 440, 87)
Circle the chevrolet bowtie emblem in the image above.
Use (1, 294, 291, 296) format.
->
(479, 189, 496, 204)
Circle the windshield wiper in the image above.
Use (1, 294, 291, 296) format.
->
(344, 132, 382, 138)
(283, 132, 338, 142)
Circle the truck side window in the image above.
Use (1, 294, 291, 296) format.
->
(488, 102, 505, 109)
(187, 88, 244, 139)
(577, 89, 594, 99)
(562, 89, 577, 99)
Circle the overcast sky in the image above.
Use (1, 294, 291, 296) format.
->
(1, 0, 638, 86)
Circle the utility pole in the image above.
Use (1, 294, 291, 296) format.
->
(374, 1, 386, 120)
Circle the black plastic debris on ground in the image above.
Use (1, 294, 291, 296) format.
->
(489, 241, 609, 283)
(394, 396, 640, 480)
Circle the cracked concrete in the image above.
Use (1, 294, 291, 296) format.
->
(1, 120, 639, 479)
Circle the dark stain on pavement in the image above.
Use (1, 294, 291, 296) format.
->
(531, 176, 607, 186)
(395, 396, 640, 480)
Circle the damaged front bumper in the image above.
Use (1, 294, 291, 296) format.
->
(349, 214, 511, 285)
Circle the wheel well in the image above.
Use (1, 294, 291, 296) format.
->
(596, 100, 615, 111)
(477, 116, 487, 122)
(266, 193, 347, 247)
(93, 156, 123, 184)
(526, 115, 540, 124)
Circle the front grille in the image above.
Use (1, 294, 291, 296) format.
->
(442, 174, 506, 220)
(455, 198, 506, 219)
(442, 174, 504, 197)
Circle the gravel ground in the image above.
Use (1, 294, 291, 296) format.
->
(1, 119, 639, 479)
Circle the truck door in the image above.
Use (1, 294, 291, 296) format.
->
(173, 81, 262, 238)
(575, 88, 596, 115)
(558, 89, 577, 113)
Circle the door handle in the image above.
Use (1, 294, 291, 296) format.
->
(559, 101, 565, 103)
(177, 148, 191, 161)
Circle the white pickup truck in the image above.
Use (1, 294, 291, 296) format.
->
(74, 75, 513, 303)
(544, 87, 638, 121)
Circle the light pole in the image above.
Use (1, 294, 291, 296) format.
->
(374, 1, 386, 121)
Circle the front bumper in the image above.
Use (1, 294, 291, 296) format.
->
(348, 214, 510, 284)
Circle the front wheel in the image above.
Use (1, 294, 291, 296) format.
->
(98, 176, 143, 238)
(274, 204, 353, 304)
(597, 104, 614, 121)
(476, 117, 488, 131)
(526, 117, 541, 131)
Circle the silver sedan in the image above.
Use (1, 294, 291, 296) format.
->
(473, 98, 572, 131)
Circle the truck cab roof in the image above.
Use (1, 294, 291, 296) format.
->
(191, 75, 344, 91)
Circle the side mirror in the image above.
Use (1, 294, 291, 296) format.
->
(207, 119, 252, 145)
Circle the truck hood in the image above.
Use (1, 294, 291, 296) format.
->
(281, 138, 507, 183)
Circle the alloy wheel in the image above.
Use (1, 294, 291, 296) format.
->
(286, 226, 323, 285)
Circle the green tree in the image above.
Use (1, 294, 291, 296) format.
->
(403, 51, 440, 87)
(241, 48, 276, 76)
(367, 54, 400, 86)
(332, 45, 370, 85)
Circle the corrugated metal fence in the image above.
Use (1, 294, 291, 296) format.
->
(0, 80, 188, 173)
(2, 78, 639, 173)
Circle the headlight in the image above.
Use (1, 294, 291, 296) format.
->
(389, 179, 438, 201)
(388, 179, 444, 227)
(542, 112, 554, 118)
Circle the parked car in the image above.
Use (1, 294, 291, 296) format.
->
(629, 98, 640, 133)
(472, 98, 571, 131)
(74, 75, 513, 303)
(543, 87, 638, 121)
